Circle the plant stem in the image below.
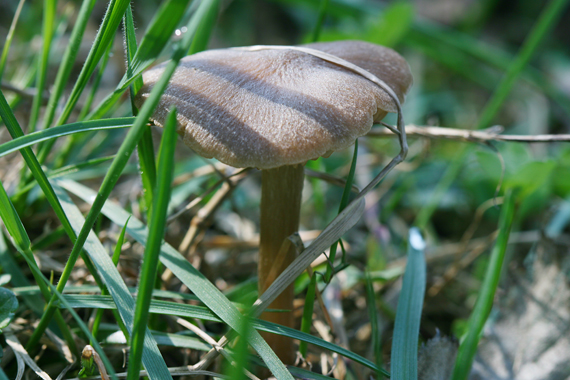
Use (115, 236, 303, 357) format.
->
(451, 189, 517, 379)
(259, 164, 304, 364)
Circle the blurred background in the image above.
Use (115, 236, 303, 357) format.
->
(2, 0, 570, 378)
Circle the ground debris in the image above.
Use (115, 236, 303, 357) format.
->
(471, 236, 570, 380)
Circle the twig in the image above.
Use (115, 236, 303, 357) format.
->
(427, 231, 499, 297)
(167, 168, 251, 224)
(1, 81, 41, 99)
(176, 318, 260, 380)
(304, 168, 360, 193)
(177, 175, 242, 254)
(5, 331, 52, 380)
(162, 171, 249, 284)
(368, 124, 570, 143)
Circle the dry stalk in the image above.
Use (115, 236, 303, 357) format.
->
(368, 124, 570, 143)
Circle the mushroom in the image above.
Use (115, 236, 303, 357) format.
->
(135, 40, 412, 364)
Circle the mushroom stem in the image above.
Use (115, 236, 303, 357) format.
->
(259, 164, 304, 364)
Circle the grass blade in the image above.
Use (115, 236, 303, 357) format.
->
(125, 0, 192, 79)
(0, 233, 44, 315)
(28, 0, 57, 133)
(124, 4, 157, 216)
(103, 330, 211, 351)
(26, 0, 223, 370)
(390, 227, 426, 380)
(124, 5, 144, 97)
(0, 0, 26, 79)
(325, 139, 358, 282)
(37, 0, 131, 162)
(57, 177, 296, 380)
(12, 156, 116, 198)
(0, 180, 30, 251)
(451, 189, 517, 379)
(42, 0, 96, 129)
(311, 0, 330, 42)
(91, 217, 130, 343)
(58, 180, 298, 379)
(24, 257, 118, 380)
(0, 90, 105, 307)
(187, 0, 220, 55)
(224, 310, 252, 380)
(0, 118, 134, 158)
(88, 0, 192, 120)
(60, 292, 389, 375)
(0, 179, 78, 356)
(127, 108, 177, 380)
(299, 273, 316, 357)
(57, 0, 130, 125)
(50, 184, 173, 379)
(76, 32, 114, 121)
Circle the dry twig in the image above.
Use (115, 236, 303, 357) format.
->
(368, 124, 570, 143)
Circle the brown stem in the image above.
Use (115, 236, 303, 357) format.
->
(259, 164, 304, 365)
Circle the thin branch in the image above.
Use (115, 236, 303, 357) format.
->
(304, 168, 360, 193)
(1, 81, 41, 99)
(368, 124, 570, 143)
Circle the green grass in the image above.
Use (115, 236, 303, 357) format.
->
(451, 189, 518, 378)
(1, 0, 569, 379)
(126, 107, 178, 380)
(390, 228, 426, 380)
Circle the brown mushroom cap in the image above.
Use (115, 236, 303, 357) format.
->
(135, 40, 412, 169)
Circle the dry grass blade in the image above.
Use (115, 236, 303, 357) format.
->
(177, 172, 248, 254)
(175, 318, 260, 380)
(428, 231, 498, 297)
(262, 233, 304, 290)
(4, 331, 52, 380)
(252, 197, 366, 317)
(167, 168, 250, 224)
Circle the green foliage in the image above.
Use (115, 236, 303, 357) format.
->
(364, 2, 415, 47)
(390, 228, 426, 380)
(0, 287, 18, 332)
(325, 140, 358, 282)
(476, 0, 570, 129)
(127, 108, 178, 380)
(43, 0, 96, 129)
(299, 273, 317, 357)
(317, 1, 414, 46)
(27, 0, 56, 133)
(451, 190, 517, 379)
(223, 313, 252, 380)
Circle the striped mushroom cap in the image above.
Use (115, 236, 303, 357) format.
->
(135, 40, 412, 169)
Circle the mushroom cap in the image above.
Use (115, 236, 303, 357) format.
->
(135, 40, 412, 169)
